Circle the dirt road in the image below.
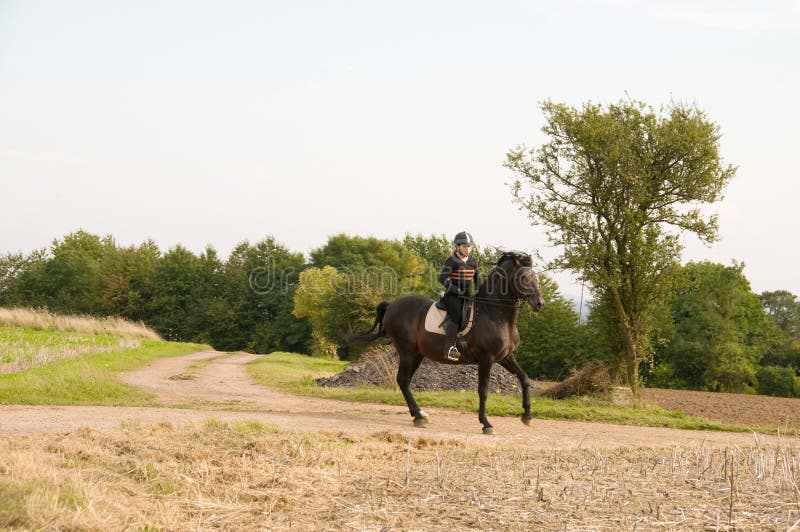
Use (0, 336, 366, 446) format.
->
(0, 351, 795, 449)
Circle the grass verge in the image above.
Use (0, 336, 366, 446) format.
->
(0, 339, 209, 405)
(248, 352, 749, 432)
(0, 326, 140, 374)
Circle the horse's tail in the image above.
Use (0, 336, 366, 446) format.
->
(351, 301, 390, 343)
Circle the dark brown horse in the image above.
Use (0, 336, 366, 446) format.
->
(360, 251, 545, 434)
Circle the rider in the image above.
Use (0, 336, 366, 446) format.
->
(438, 231, 480, 361)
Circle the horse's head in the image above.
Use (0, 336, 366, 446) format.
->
(495, 251, 545, 313)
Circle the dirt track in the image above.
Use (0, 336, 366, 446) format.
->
(1, 351, 797, 450)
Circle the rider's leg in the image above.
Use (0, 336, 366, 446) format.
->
(442, 292, 463, 361)
(443, 318, 460, 361)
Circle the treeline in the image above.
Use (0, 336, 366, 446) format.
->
(599, 262, 800, 396)
(2, 230, 799, 396)
(0, 231, 309, 353)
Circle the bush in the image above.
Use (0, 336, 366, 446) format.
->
(645, 361, 686, 389)
(756, 365, 797, 397)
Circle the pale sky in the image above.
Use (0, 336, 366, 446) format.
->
(1, 1, 799, 300)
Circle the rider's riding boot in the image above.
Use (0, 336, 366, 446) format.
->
(443, 320, 460, 361)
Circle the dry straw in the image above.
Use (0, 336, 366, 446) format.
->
(534, 361, 612, 399)
(358, 346, 399, 389)
(2, 421, 800, 530)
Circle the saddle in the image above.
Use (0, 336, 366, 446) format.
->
(424, 298, 475, 336)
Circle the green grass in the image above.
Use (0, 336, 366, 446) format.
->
(248, 352, 749, 432)
(0, 334, 209, 405)
(0, 326, 126, 372)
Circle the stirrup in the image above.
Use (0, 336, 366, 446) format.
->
(446, 345, 461, 361)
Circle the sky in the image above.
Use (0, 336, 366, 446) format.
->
(1, 0, 799, 301)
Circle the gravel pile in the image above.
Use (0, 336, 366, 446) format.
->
(315, 347, 525, 395)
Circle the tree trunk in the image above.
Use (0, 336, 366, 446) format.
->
(608, 286, 642, 401)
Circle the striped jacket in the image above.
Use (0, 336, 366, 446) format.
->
(438, 253, 480, 295)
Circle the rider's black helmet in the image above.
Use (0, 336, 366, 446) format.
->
(453, 231, 475, 247)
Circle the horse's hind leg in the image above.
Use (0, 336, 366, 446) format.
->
(498, 353, 534, 425)
(396, 347, 428, 427)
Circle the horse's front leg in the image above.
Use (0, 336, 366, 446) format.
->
(497, 353, 534, 425)
(477, 358, 493, 434)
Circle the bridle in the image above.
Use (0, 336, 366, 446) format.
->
(458, 261, 541, 309)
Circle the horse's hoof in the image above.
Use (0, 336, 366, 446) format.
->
(521, 415, 533, 426)
(482, 426, 494, 435)
(418, 410, 431, 424)
(413, 417, 428, 428)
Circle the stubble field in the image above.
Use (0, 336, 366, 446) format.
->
(3, 420, 800, 530)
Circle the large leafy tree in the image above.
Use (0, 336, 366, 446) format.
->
(184, 246, 230, 347)
(222, 237, 310, 353)
(43, 230, 114, 314)
(0, 253, 25, 301)
(402, 233, 454, 297)
(293, 266, 351, 358)
(310, 234, 429, 300)
(507, 99, 736, 396)
(302, 234, 429, 358)
(0, 249, 49, 308)
(149, 245, 207, 341)
(760, 291, 800, 339)
(653, 262, 779, 392)
(759, 290, 800, 369)
(98, 240, 160, 321)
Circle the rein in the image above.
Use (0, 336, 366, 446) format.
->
(457, 294, 521, 309)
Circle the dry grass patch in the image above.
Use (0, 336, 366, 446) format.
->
(0, 307, 160, 339)
(0, 307, 162, 374)
(0, 326, 143, 374)
(535, 361, 612, 399)
(2, 422, 800, 530)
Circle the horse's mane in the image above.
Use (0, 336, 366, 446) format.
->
(493, 250, 533, 268)
(474, 251, 533, 296)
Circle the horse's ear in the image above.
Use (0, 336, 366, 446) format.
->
(513, 258, 521, 268)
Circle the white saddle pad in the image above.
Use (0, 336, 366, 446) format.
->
(424, 301, 475, 336)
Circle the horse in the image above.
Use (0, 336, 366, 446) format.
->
(359, 251, 545, 434)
